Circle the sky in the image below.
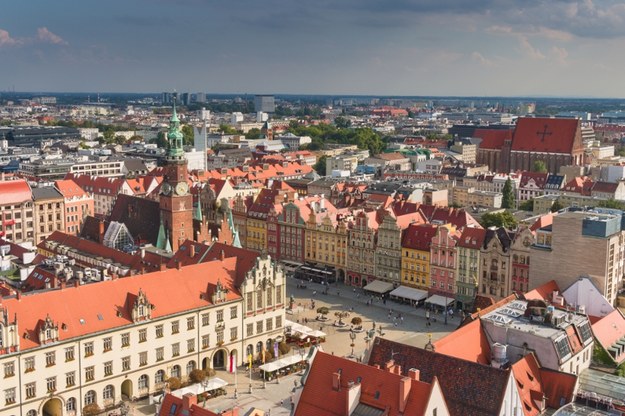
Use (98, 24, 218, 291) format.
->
(2, 0, 625, 97)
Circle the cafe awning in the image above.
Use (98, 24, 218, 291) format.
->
(171, 377, 228, 398)
(259, 354, 306, 373)
(363, 280, 394, 294)
(389, 286, 428, 302)
(286, 320, 327, 338)
(425, 294, 455, 308)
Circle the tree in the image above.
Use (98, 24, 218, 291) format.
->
(278, 341, 291, 356)
(151, 131, 168, 149)
(219, 124, 238, 134)
(334, 116, 351, 129)
(316, 307, 329, 319)
(181, 124, 194, 146)
(114, 135, 127, 145)
(82, 404, 101, 416)
(245, 128, 262, 141)
(167, 377, 182, 390)
(532, 160, 548, 173)
(189, 369, 207, 384)
(501, 178, 515, 209)
(479, 211, 518, 229)
(102, 128, 115, 144)
(313, 155, 327, 176)
(550, 199, 565, 212)
(335, 311, 350, 325)
(351, 317, 362, 327)
(598, 199, 625, 210)
(519, 199, 534, 211)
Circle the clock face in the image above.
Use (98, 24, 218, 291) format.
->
(523, 237, 531, 247)
(175, 182, 189, 196)
(161, 183, 172, 195)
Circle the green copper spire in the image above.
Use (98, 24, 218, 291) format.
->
(167, 102, 185, 158)
(232, 228, 242, 249)
(193, 201, 203, 222)
(156, 217, 167, 250)
(165, 231, 172, 253)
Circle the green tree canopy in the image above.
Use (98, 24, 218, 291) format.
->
(245, 128, 262, 141)
(501, 178, 515, 209)
(598, 199, 625, 210)
(532, 160, 548, 173)
(181, 124, 194, 146)
(313, 155, 327, 176)
(334, 116, 351, 128)
(479, 211, 518, 229)
(519, 199, 534, 212)
(219, 124, 238, 134)
(151, 131, 168, 149)
(550, 199, 565, 212)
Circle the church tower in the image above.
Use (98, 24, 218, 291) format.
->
(159, 104, 194, 252)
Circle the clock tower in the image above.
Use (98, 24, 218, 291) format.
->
(159, 104, 194, 252)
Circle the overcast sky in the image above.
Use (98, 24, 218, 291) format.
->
(2, 0, 625, 97)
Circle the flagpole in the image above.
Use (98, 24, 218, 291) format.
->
(234, 353, 238, 399)
(248, 353, 253, 394)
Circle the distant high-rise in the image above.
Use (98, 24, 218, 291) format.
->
(195, 92, 206, 103)
(181, 92, 191, 106)
(162, 92, 173, 104)
(254, 95, 275, 113)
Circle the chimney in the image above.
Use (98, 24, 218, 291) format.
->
(16, 290, 21, 301)
(60, 280, 66, 290)
(398, 377, 411, 414)
(159, 262, 166, 272)
(111, 272, 118, 280)
(74, 280, 80, 288)
(190, 244, 196, 258)
(385, 359, 395, 371)
(408, 368, 420, 381)
(373, 364, 380, 369)
(98, 220, 105, 243)
(332, 372, 341, 391)
(176, 260, 181, 270)
(220, 250, 225, 261)
(182, 393, 197, 412)
(393, 365, 402, 375)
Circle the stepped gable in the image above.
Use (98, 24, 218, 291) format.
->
(368, 338, 509, 416)
(511, 117, 580, 154)
(109, 194, 160, 246)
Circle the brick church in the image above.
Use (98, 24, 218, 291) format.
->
(476, 117, 585, 173)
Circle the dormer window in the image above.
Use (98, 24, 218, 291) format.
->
(132, 289, 152, 323)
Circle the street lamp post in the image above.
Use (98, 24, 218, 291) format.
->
(444, 293, 448, 325)
(349, 330, 356, 359)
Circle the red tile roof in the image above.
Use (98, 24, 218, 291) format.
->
(511, 117, 580, 154)
(456, 227, 487, 249)
(368, 338, 510, 416)
(474, 129, 512, 150)
(523, 280, 560, 302)
(519, 172, 549, 189)
(529, 213, 555, 232)
(592, 181, 619, 194)
(402, 224, 438, 251)
(0, 179, 32, 205)
(297, 351, 441, 416)
(2, 258, 240, 351)
(592, 310, 625, 363)
(159, 393, 237, 416)
(432, 319, 491, 365)
(54, 179, 90, 198)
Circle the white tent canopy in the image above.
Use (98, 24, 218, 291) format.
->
(259, 354, 306, 373)
(286, 319, 327, 338)
(364, 280, 394, 294)
(171, 378, 228, 398)
(390, 286, 428, 302)
(425, 294, 455, 308)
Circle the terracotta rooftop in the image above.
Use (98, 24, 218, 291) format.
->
(511, 117, 580, 154)
(473, 129, 512, 150)
(0, 179, 31, 205)
(432, 319, 491, 365)
(402, 223, 438, 251)
(591, 309, 625, 364)
(1, 258, 240, 351)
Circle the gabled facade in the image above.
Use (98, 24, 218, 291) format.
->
(510, 226, 534, 294)
(429, 226, 459, 299)
(456, 227, 486, 310)
(374, 211, 403, 286)
(401, 224, 438, 290)
(346, 211, 378, 287)
(305, 212, 349, 281)
(479, 228, 515, 300)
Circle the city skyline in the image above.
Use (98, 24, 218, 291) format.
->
(2, 1, 625, 97)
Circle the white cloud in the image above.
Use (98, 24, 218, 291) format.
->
(0, 29, 21, 47)
(471, 51, 493, 67)
(518, 36, 545, 60)
(37, 27, 68, 45)
(551, 46, 569, 65)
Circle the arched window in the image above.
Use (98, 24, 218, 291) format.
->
(138, 374, 149, 390)
(27, 411, 37, 416)
(84, 390, 96, 405)
(171, 365, 181, 379)
(66, 397, 76, 411)
(247, 344, 254, 356)
(186, 361, 196, 375)
(155, 369, 165, 384)
(256, 341, 263, 353)
(266, 339, 273, 351)
(103, 384, 114, 400)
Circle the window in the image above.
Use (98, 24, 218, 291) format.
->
(66, 397, 76, 411)
(25, 382, 36, 398)
(216, 310, 224, 322)
(276, 316, 282, 328)
(266, 318, 273, 331)
(276, 285, 282, 304)
(155, 325, 164, 338)
(171, 365, 181, 378)
(122, 356, 130, 371)
(246, 294, 253, 311)
(172, 321, 179, 334)
(138, 374, 148, 389)
(257, 321, 263, 334)
(217, 331, 224, 344)
(84, 390, 96, 405)
(187, 338, 195, 353)
(121, 332, 130, 347)
(4, 361, 15, 377)
(247, 323, 254, 337)
(25, 357, 35, 372)
(140, 352, 148, 366)
(230, 306, 238, 319)
(172, 343, 180, 357)
(186, 316, 195, 330)
(230, 327, 238, 341)
(103, 337, 112, 352)
(267, 289, 273, 306)
(201, 313, 209, 327)
(139, 328, 147, 343)
(155, 346, 164, 361)
(103, 384, 114, 400)
(102, 361, 113, 376)
(202, 335, 210, 349)
(186, 361, 196, 375)
(85, 342, 94, 357)
(66, 371, 76, 387)
(256, 291, 263, 309)
(45, 351, 56, 367)
(85, 366, 95, 381)
(155, 369, 165, 384)
(46, 376, 57, 392)
(4, 387, 16, 405)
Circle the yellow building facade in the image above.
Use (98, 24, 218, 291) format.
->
(400, 224, 438, 289)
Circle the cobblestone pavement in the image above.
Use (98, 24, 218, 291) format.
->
(130, 278, 458, 415)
